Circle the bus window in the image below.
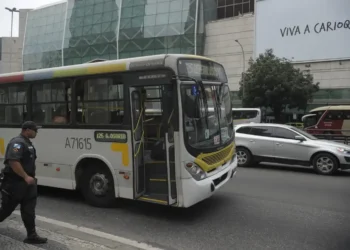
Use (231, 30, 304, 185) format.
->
(324, 110, 343, 121)
(32, 80, 71, 124)
(304, 115, 317, 128)
(303, 111, 324, 128)
(232, 108, 261, 124)
(344, 111, 350, 120)
(75, 77, 124, 124)
(0, 85, 28, 124)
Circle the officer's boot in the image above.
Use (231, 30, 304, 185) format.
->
(24, 232, 48, 244)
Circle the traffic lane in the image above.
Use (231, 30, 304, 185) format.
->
(33, 166, 350, 250)
(226, 165, 350, 214)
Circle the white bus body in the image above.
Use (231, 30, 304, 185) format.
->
(0, 54, 237, 208)
(232, 108, 262, 125)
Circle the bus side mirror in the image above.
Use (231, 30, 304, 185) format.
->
(295, 135, 305, 142)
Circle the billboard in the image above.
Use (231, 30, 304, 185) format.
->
(255, 0, 350, 62)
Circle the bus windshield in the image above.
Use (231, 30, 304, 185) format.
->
(181, 84, 233, 149)
(303, 111, 323, 127)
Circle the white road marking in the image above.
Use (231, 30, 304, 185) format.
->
(13, 211, 163, 250)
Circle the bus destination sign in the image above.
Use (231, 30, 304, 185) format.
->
(94, 131, 127, 143)
(177, 59, 228, 83)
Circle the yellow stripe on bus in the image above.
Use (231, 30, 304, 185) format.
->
(53, 68, 87, 78)
(138, 197, 167, 205)
(53, 62, 127, 78)
(87, 63, 127, 74)
(0, 138, 4, 156)
(111, 143, 129, 166)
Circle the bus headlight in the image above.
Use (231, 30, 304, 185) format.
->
(185, 163, 207, 181)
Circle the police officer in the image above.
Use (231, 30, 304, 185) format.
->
(0, 121, 47, 244)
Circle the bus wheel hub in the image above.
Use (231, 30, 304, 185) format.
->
(90, 174, 109, 196)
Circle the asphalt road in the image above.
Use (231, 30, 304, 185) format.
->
(33, 165, 350, 250)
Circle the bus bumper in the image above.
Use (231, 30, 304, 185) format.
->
(181, 155, 238, 208)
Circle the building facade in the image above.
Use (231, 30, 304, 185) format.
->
(15, 0, 350, 111)
(206, 0, 350, 111)
(0, 9, 30, 74)
(23, 0, 217, 71)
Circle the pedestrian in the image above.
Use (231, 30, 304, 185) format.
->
(0, 121, 47, 244)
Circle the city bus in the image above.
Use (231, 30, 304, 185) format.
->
(302, 105, 350, 135)
(232, 108, 261, 125)
(0, 54, 237, 208)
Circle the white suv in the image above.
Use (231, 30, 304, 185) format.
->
(234, 123, 350, 175)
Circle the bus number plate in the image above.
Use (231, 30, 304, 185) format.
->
(94, 131, 127, 143)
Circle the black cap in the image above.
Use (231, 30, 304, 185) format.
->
(22, 121, 42, 131)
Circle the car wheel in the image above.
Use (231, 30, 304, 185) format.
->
(312, 153, 339, 175)
(236, 147, 253, 167)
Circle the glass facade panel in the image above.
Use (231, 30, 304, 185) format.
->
(216, 0, 254, 20)
(63, 0, 120, 65)
(23, 2, 67, 71)
(312, 88, 350, 100)
(22, 0, 217, 69)
(329, 89, 350, 99)
(117, 0, 215, 59)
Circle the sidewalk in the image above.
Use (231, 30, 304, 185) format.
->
(0, 215, 146, 250)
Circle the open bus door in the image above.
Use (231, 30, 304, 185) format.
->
(130, 85, 177, 205)
(129, 87, 146, 198)
(162, 84, 177, 205)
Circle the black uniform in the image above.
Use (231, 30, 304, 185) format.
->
(0, 121, 47, 244)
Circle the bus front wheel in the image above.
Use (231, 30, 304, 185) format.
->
(80, 164, 116, 207)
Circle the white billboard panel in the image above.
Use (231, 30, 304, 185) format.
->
(255, 0, 350, 62)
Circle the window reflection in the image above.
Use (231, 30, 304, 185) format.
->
(216, 0, 254, 20)
(23, 0, 218, 69)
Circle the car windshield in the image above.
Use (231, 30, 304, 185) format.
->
(181, 84, 234, 149)
(289, 126, 318, 140)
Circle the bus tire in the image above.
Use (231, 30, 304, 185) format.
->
(312, 152, 339, 175)
(80, 163, 116, 208)
(236, 147, 253, 167)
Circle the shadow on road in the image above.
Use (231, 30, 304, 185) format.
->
(247, 163, 350, 177)
(37, 185, 230, 223)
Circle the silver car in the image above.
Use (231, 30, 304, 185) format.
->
(234, 123, 350, 175)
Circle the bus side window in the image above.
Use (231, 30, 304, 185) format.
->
(232, 111, 241, 119)
(324, 110, 343, 121)
(75, 76, 124, 125)
(31, 80, 71, 125)
(0, 85, 28, 124)
(324, 111, 332, 121)
(344, 111, 350, 120)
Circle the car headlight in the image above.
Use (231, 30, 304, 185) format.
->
(185, 162, 207, 181)
(336, 148, 349, 153)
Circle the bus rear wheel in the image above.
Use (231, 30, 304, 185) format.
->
(80, 164, 116, 207)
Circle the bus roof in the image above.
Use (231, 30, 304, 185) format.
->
(310, 105, 350, 112)
(0, 54, 214, 84)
